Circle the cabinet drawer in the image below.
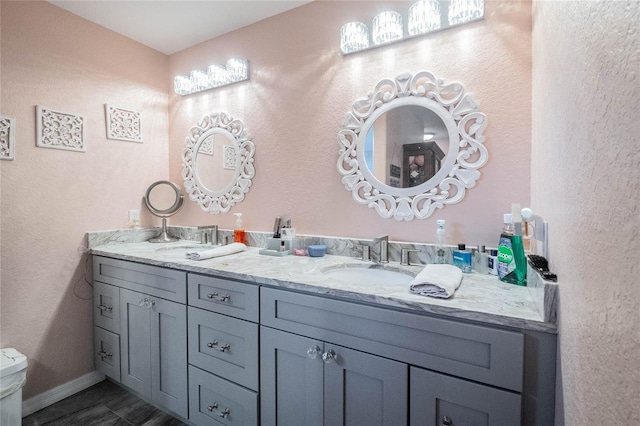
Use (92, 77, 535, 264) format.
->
(94, 282, 120, 333)
(188, 307, 259, 391)
(188, 273, 258, 322)
(410, 367, 521, 426)
(189, 365, 258, 426)
(261, 287, 524, 391)
(93, 256, 186, 303)
(94, 327, 120, 382)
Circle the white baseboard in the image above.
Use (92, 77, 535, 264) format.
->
(22, 371, 106, 417)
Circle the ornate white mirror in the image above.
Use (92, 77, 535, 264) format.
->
(182, 112, 255, 214)
(143, 180, 184, 243)
(337, 71, 488, 221)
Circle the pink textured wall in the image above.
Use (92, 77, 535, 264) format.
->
(169, 0, 532, 246)
(0, 1, 169, 398)
(532, 1, 639, 423)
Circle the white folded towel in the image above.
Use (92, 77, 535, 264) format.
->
(185, 243, 247, 260)
(409, 264, 463, 299)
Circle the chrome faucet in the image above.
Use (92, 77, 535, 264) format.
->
(198, 225, 218, 245)
(374, 235, 389, 263)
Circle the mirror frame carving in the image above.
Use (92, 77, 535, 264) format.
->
(337, 71, 488, 221)
(182, 112, 255, 214)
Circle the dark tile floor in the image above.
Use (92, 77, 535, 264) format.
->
(22, 380, 186, 426)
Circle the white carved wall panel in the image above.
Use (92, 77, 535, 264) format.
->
(105, 104, 142, 143)
(36, 106, 86, 152)
(0, 115, 16, 160)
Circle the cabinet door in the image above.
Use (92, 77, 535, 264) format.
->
(410, 367, 521, 426)
(324, 344, 408, 426)
(150, 297, 188, 419)
(260, 327, 324, 426)
(120, 288, 151, 397)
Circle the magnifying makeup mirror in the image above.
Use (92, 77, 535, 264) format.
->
(143, 180, 184, 243)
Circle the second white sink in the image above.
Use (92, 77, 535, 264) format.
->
(322, 265, 414, 286)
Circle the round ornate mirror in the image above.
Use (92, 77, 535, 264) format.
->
(143, 180, 184, 243)
(337, 71, 488, 221)
(182, 112, 255, 214)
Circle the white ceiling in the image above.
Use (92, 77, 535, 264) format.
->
(47, 1, 312, 55)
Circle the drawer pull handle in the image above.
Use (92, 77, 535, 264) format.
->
(97, 350, 112, 359)
(219, 344, 231, 352)
(322, 349, 336, 364)
(138, 298, 156, 309)
(442, 416, 453, 426)
(97, 304, 113, 312)
(307, 345, 321, 359)
(207, 292, 231, 302)
(206, 340, 219, 348)
(207, 402, 230, 418)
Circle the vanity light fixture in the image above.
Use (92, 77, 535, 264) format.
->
(372, 11, 403, 45)
(341, 22, 370, 54)
(448, 0, 484, 26)
(174, 59, 250, 96)
(408, 0, 441, 36)
(340, 0, 484, 55)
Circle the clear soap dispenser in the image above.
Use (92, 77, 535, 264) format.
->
(233, 213, 246, 244)
(435, 220, 446, 264)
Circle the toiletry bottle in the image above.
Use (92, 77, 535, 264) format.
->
(497, 214, 527, 285)
(474, 245, 490, 274)
(488, 249, 498, 275)
(453, 244, 472, 273)
(435, 220, 446, 264)
(233, 213, 246, 244)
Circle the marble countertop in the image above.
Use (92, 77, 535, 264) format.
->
(90, 241, 557, 333)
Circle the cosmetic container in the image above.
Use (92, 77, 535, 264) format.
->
(452, 243, 472, 273)
(487, 249, 498, 275)
(474, 245, 490, 274)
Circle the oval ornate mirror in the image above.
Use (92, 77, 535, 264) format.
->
(337, 71, 488, 221)
(143, 180, 184, 243)
(182, 112, 255, 214)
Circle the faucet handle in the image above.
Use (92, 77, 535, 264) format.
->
(358, 245, 371, 261)
(400, 249, 419, 266)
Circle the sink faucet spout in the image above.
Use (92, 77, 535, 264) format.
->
(374, 235, 389, 263)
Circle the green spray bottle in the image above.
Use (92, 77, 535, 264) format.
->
(497, 214, 527, 285)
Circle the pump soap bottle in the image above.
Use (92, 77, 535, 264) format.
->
(497, 214, 527, 285)
(435, 220, 446, 264)
(233, 213, 246, 244)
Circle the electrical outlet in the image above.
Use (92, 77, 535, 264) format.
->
(129, 209, 140, 222)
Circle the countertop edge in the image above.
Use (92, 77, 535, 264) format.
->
(90, 248, 558, 334)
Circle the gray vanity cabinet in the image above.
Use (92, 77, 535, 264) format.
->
(119, 288, 188, 419)
(260, 326, 408, 426)
(410, 367, 521, 426)
(93, 256, 188, 420)
(187, 273, 260, 426)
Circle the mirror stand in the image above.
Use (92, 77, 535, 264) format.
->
(143, 180, 185, 243)
(149, 217, 178, 243)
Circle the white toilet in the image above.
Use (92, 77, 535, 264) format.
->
(0, 348, 28, 426)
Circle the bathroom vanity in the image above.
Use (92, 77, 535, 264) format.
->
(91, 241, 557, 426)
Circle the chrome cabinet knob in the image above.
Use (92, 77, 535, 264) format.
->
(322, 349, 336, 364)
(206, 340, 218, 348)
(207, 402, 218, 412)
(442, 415, 453, 425)
(137, 298, 155, 309)
(307, 345, 321, 359)
(218, 344, 231, 352)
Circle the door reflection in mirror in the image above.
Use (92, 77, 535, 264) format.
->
(365, 105, 448, 188)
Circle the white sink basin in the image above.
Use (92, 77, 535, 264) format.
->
(153, 243, 207, 253)
(322, 265, 414, 286)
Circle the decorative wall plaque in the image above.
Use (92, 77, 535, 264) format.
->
(0, 115, 16, 160)
(223, 145, 236, 170)
(105, 104, 142, 143)
(36, 106, 86, 152)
